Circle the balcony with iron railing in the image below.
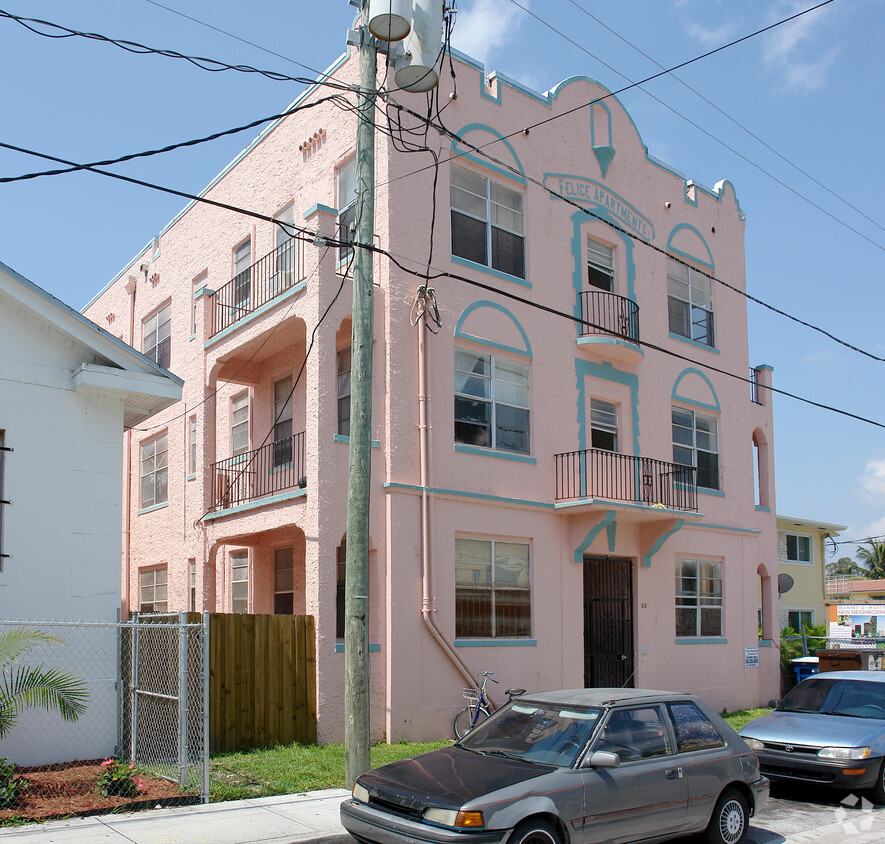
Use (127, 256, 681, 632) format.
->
(210, 432, 306, 511)
(554, 448, 698, 513)
(576, 290, 641, 364)
(210, 239, 306, 337)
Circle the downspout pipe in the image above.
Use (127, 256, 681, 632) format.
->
(416, 295, 488, 700)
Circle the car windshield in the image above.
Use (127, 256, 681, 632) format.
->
(778, 677, 885, 718)
(458, 701, 602, 766)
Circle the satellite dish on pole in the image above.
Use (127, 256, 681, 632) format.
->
(778, 573, 795, 596)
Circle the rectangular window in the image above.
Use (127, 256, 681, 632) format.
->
(455, 538, 531, 638)
(188, 558, 197, 613)
(272, 377, 294, 467)
(0, 431, 8, 571)
(667, 260, 714, 347)
(666, 701, 725, 752)
(188, 416, 197, 475)
(233, 240, 251, 312)
(787, 610, 814, 631)
(140, 433, 168, 508)
(231, 393, 250, 457)
(336, 541, 346, 639)
(231, 551, 249, 613)
(274, 547, 294, 615)
(338, 158, 356, 262)
(672, 407, 719, 490)
(274, 204, 296, 284)
(451, 165, 525, 278)
(590, 398, 618, 452)
(139, 566, 168, 613)
(675, 558, 722, 638)
(455, 349, 530, 454)
(786, 533, 811, 563)
(587, 239, 614, 292)
(143, 302, 171, 369)
(337, 348, 352, 436)
(191, 272, 207, 336)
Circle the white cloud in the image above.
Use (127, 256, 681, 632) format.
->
(859, 458, 885, 499)
(686, 21, 737, 47)
(450, 0, 529, 66)
(762, 1, 840, 92)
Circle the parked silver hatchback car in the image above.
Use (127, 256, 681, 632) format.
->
(740, 670, 885, 801)
(341, 688, 768, 844)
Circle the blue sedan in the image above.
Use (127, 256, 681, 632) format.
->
(740, 670, 885, 801)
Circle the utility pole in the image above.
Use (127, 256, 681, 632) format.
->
(344, 0, 376, 788)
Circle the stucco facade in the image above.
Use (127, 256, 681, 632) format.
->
(83, 47, 780, 742)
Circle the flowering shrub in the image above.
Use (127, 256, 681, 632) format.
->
(96, 759, 144, 798)
(0, 758, 25, 808)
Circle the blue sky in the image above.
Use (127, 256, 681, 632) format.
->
(1, 0, 882, 557)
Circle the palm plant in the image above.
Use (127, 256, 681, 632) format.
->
(0, 627, 88, 740)
(855, 539, 885, 580)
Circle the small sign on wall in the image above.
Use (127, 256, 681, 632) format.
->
(745, 646, 759, 668)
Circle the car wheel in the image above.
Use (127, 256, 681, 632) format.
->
(702, 788, 748, 844)
(509, 819, 561, 844)
(453, 706, 490, 739)
(867, 759, 885, 805)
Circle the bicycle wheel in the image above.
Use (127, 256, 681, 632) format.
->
(454, 705, 490, 739)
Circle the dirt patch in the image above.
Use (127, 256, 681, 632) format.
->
(0, 760, 190, 822)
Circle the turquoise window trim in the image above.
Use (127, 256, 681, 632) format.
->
(204, 280, 307, 349)
(642, 519, 685, 568)
(186, 473, 196, 481)
(698, 488, 726, 498)
(451, 255, 531, 288)
(669, 333, 721, 355)
(302, 203, 338, 219)
(383, 481, 553, 511)
(451, 123, 526, 183)
(683, 523, 762, 536)
(203, 487, 307, 520)
(335, 643, 381, 653)
(574, 359, 640, 456)
(675, 637, 727, 645)
(574, 511, 617, 562)
(455, 300, 533, 358)
(230, 454, 249, 465)
(334, 434, 380, 448)
(672, 368, 721, 412)
(758, 639, 774, 647)
(137, 502, 169, 516)
(666, 224, 715, 270)
(454, 444, 537, 464)
(455, 639, 537, 648)
(189, 332, 196, 342)
(755, 505, 771, 513)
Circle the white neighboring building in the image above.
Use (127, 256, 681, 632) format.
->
(0, 259, 181, 765)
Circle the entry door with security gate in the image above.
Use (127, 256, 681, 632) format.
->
(583, 557, 634, 688)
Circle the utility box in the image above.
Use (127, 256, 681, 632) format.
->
(817, 649, 885, 672)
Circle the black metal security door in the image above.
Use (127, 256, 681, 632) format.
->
(583, 557, 634, 688)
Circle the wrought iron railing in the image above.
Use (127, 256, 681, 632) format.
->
(554, 448, 697, 511)
(210, 239, 306, 336)
(578, 290, 640, 343)
(210, 432, 305, 510)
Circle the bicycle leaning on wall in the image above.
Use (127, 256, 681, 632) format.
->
(453, 671, 525, 739)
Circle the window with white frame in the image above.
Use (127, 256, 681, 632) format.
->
(788, 609, 814, 631)
(272, 377, 293, 467)
(140, 433, 168, 508)
(188, 558, 197, 612)
(785, 533, 811, 563)
(675, 558, 722, 638)
(667, 260, 714, 347)
(337, 158, 356, 262)
(191, 272, 206, 336)
(188, 415, 197, 475)
(587, 238, 614, 292)
(337, 348, 351, 436)
(274, 547, 294, 615)
(233, 240, 251, 312)
(455, 349, 530, 454)
(274, 204, 296, 286)
(590, 398, 618, 451)
(143, 302, 171, 369)
(231, 393, 249, 457)
(450, 165, 525, 279)
(456, 537, 531, 638)
(672, 407, 719, 490)
(231, 551, 249, 613)
(140, 566, 167, 613)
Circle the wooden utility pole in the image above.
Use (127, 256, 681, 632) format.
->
(344, 0, 376, 788)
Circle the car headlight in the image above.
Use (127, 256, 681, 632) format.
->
(423, 808, 485, 828)
(352, 782, 370, 803)
(818, 746, 871, 760)
(743, 737, 764, 751)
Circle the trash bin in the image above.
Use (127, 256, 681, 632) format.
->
(791, 656, 819, 684)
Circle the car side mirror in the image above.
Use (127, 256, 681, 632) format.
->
(582, 750, 620, 768)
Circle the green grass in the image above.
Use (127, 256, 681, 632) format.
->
(209, 740, 450, 802)
(721, 707, 771, 732)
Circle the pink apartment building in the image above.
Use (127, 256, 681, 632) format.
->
(83, 46, 780, 742)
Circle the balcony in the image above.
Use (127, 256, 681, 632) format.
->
(554, 448, 698, 512)
(576, 290, 642, 365)
(210, 239, 306, 337)
(211, 433, 306, 510)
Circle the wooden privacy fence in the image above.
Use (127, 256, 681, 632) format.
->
(199, 613, 316, 753)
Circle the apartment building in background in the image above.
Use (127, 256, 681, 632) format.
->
(83, 45, 779, 742)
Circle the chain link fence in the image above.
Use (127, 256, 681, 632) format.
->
(0, 615, 208, 822)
